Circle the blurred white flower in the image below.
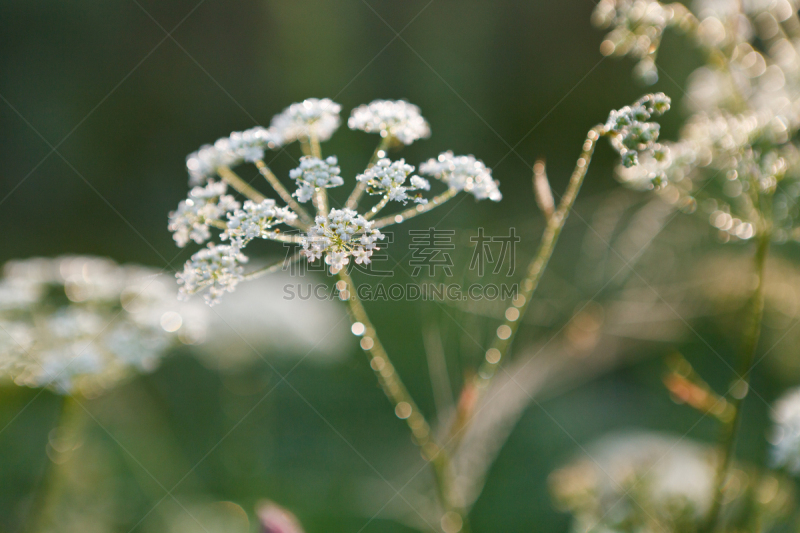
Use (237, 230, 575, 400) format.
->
(0, 256, 207, 395)
(771, 387, 800, 473)
(270, 98, 342, 144)
(348, 99, 431, 145)
(419, 152, 502, 201)
(177, 243, 249, 306)
(186, 126, 280, 185)
(550, 431, 716, 533)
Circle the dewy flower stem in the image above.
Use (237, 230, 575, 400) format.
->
(372, 188, 457, 229)
(337, 269, 468, 527)
(242, 251, 304, 281)
(704, 227, 771, 533)
(216, 165, 266, 203)
(448, 126, 604, 445)
(346, 136, 392, 210)
(254, 159, 313, 226)
(363, 195, 390, 221)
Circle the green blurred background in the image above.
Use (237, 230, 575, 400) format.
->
(2, 1, 799, 532)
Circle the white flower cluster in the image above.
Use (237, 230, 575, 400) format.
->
(177, 244, 249, 306)
(420, 152, 502, 201)
(186, 126, 279, 185)
(270, 98, 342, 144)
(169, 180, 240, 247)
(301, 209, 385, 273)
(604, 92, 671, 171)
(222, 200, 298, 247)
(0, 256, 207, 395)
(289, 156, 343, 203)
(596, 0, 800, 243)
(771, 387, 800, 474)
(356, 158, 430, 204)
(173, 97, 502, 305)
(348, 99, 431, 145)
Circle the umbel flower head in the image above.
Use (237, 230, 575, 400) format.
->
(348, 99, 431, 145)
(290, 156, 343, 203)
(420, 152, 502, 202)
(171, 98, 503, 305)
(270, 98, 342, 144)
(0, 256, 207, 395)
(356, 158, 430, 204)
(168, 180, 240, 247)
(301, 208, 384, 274)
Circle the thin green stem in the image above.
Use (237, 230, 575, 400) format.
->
(254, 159, 313, 226)
(216, 165, 266, 203)
(337, 270, 469, 530)
(364, 195, 390, 221)
(242, 251, 304, 281)
(704, 228, 771, 532)
(372, 188, 458, 229)
(314, 188, 329, 218)
(447, 126, 604, 446)
(27, 395, 86, 533)
(346, 136, 392, 210)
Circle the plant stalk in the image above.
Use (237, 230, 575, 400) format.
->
(704, 228, 771, 532)
(337, 269, 469, 530)
(446, 126, 604, 447)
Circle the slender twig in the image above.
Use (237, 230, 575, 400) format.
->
(372, 188, 458, 229)
(264, 232, 304, 244)
(346, 136, 392, 210)
(704, 227, 771, 532)
(216, 165, 266, 203)
(337, 269, 469, 527)
(364, 195, 390, 221)
(254, 159, 313, 226)
(447, 126, 604, 446)
(242, 251, 304, 281)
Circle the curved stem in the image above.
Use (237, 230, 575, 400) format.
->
(254, 159, 313, 226)
(447, 126, 604, 446)
(242, 251, 304, 281)
(704, 228, 771, 532)
(337, 270, 469, 529)
(263, 232, 303, 244)
(216, 166, 266, 203)
(346, 137, 392, 210)
(372, 188, 458, 229)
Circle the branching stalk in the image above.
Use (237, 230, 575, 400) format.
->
(447, 126, 604, 445)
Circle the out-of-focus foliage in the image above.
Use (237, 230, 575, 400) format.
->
(3, 1, 800, 533)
